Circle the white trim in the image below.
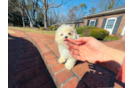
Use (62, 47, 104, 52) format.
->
(121, 26, 125, 36)
(89, 19, 96, 26)
(83, 7, 125, 18)
(104, 17, 117, 34)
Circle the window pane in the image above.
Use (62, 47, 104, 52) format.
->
(106, 19, 115, 29)
(90, 21, 95, 26)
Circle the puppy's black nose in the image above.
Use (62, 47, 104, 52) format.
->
(65, 36, 68, 38)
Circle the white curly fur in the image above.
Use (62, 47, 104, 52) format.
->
(55, 24, 78, 70)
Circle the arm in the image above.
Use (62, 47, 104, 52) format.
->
(97, 47, 125, 74)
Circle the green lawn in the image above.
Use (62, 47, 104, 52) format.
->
(8, 26, 56, 35)
(103, 36, 119, 41)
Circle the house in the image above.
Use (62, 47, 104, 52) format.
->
(83, 5, 125, 37)
(51, 22, 64, 27)
(65, 18, 85, 28)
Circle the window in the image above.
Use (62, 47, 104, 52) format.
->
(104, 17, 117, 34)
(106, 19, 115, 29)
(75, 23, 80, 28)
(89, 20, 96, 26)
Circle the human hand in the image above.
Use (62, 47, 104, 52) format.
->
(65, 37, 108, 64)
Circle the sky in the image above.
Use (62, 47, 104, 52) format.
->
(50, 0, 125, 16)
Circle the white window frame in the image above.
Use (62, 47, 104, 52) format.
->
(104, 17, 117, 34)
(89, 19, 96, 26)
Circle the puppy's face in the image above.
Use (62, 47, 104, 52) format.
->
(55, 25, 76, 44)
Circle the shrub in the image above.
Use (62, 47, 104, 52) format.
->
(76, 27, 84, 34)
(8, 23, 13, 26)
(90, 28, 109, 40)
(48, 26, 58, 30)
(82, 29, 92, 36)
(48, 26, 55, 30)
(40, 27, 45, 30)
(76, 26, 96, 34)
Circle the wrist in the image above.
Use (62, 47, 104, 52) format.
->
(104, 47, 125, 64)
(100, 47, 125, 74)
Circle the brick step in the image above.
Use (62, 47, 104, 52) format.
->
(22, 33, 124, 88)
(22, 31, 125, 88)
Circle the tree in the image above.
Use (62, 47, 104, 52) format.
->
(67, 3, 87, 22)
(36, 8, 44, 27)
(93, 0, 122, 11)
(79, 3, 87, 16)
(89, 7, 97, 14)
(39, 0, 70, 28)
(26, 0, 39, 26)
(108, 0, 115, 9)
(8, 0, 26, 27)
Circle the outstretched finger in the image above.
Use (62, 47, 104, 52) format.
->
(66, 38, 82, 45)
(65, 41, 80, 50)
(70, 52, 82, 61)
(70, 48, 79, 55)
(75, 37, 93, 42)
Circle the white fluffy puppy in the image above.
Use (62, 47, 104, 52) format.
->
(55, 24, 78, 70)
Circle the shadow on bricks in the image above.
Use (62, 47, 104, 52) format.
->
(8, 34, 56, 88)
(76, 62, 125, 88)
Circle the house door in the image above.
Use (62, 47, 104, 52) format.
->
(121, 26, 125, 36)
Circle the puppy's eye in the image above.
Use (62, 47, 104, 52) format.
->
(61, 34, 63, 36)
(68, 33, 71, 35)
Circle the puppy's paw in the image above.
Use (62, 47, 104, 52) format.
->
(65, 63, 73, 70)
(58, 57, 66, 63)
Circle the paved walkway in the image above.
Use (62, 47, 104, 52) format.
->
(8, 29, 125, 88)
(8, 30, 56, 88)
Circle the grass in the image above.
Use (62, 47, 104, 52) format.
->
(8, 30, 15, 34)
(103, 36, 119, 41)
(79, 33, 87, 37)
(8, 26, 55, 35)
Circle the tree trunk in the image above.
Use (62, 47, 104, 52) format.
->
(20, 9, 25, 27)
(22, 16, 25, 27)
(25, 8, 33, 27)
(44, 9, 47, 28)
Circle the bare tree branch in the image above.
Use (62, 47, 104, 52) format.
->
(48, 0, 70, 9)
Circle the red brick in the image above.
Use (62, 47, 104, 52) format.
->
(40, 82, 54, 88)
(26, 73, 49, 88)
(48, 58, 58, 66)
(43, 52, 54, 56)
(8, 59, 16, 68)
(16, 56, 40, 65)
(103, 42, 119, 47)
(15, 60, 42, 72)
(11, 64, 45, 84)
(51, 64, 65, 73)
(121, 46, 125, 51)
(44, 54, 57, 60)
(72, 62, 91, 79)
(56, 69, 73, 84)
(47, 44, 58, 48)
(41, 48, 51, 53)
(57, 54, 60, 57)
(53, 50, 60, 54)
(49, 47, 58, 51)
(113, 43, 124, 50)
(62, 77, 79, 88)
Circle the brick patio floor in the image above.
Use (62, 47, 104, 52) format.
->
(8, 30, 56, 88)
(8, 28, 125, 88)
